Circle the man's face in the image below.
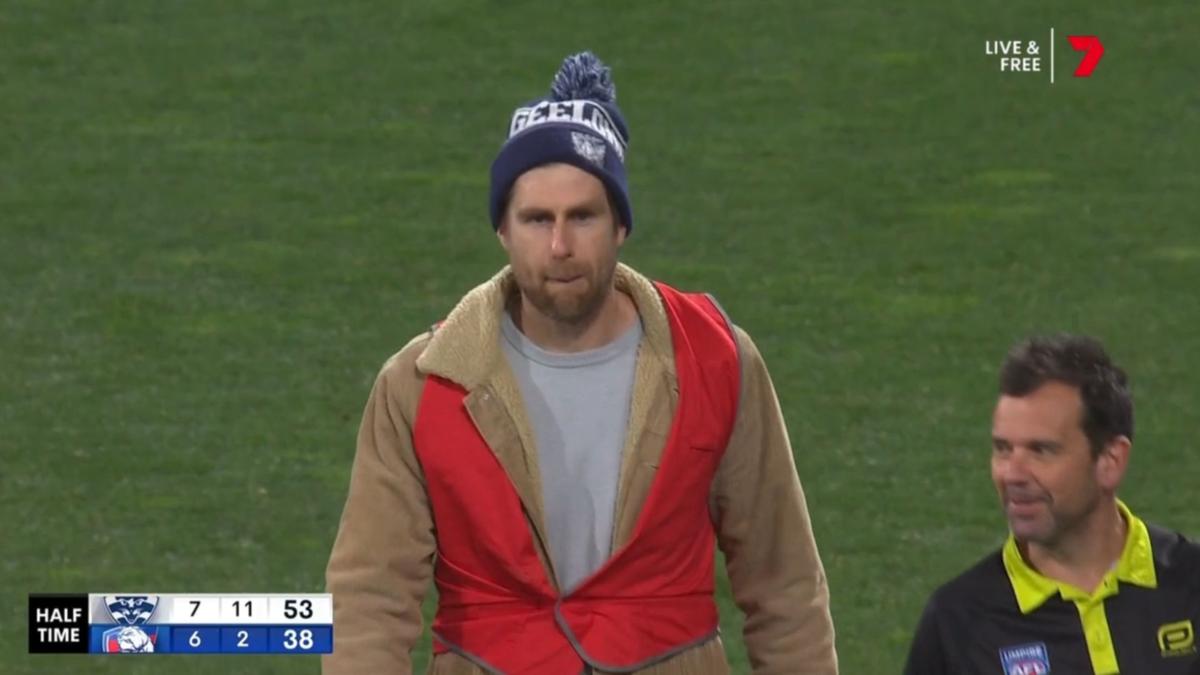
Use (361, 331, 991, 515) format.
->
(498, 163, 625, 325)
(990, 381, 1109, 547)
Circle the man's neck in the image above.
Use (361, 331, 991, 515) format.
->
(1023, 499, 1126, 595)
(512, 288, 638, 353)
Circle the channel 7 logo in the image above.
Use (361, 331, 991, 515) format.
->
(1068, 35, 1104, 77)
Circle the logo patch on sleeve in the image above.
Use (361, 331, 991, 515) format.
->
(999, 642, 1051, 675)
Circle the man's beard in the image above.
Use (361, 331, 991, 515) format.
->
(520, 261, 616, 326)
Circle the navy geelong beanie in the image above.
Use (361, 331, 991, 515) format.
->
(489, 51, 633, 233)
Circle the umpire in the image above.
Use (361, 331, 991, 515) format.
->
(904, 334, 1200, 675)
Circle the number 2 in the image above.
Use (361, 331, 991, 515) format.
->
(237, 630, 249, 648)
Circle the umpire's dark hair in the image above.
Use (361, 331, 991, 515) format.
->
(999, 334, 1133, 456)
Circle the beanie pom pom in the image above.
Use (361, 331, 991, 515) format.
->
(549, 51, 616, 103)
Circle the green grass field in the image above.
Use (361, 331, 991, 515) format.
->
(4, 1, 1198, 672)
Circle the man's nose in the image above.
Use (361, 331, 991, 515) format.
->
(996, 450, 1032, 484)
(549, 220, 572, 258)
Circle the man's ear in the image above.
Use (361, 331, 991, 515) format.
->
(1096, 435, 1131, 491)
(497, 221, 510, 251)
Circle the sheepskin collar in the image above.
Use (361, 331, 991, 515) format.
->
(415, 263, 675, 388)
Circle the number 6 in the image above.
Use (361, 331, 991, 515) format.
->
(189, 631, 201, 648)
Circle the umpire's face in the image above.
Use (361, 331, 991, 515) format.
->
(989, 381, 1123, 550)
(497, 163, 626, 326)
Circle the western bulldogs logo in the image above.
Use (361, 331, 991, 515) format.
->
(102, 625, 157, 653)
(105, 595, 158, 626)
(999, 642, 1050, 674)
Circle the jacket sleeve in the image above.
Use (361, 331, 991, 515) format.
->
(324, 343, 436, 675)
(710, 326, 838, 675)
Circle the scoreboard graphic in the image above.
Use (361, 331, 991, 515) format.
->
(29, 593, 332, 655)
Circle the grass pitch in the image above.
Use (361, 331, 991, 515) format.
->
(3, 1, 1198, 672)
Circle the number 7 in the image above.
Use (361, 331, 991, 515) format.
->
(1067, 35, 1104, 77)
(190, 601, 201, 617)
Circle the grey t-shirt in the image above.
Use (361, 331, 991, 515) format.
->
(500, 311, 642, 592)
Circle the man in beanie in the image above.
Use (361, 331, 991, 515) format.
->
(324, 52, 837, 675)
